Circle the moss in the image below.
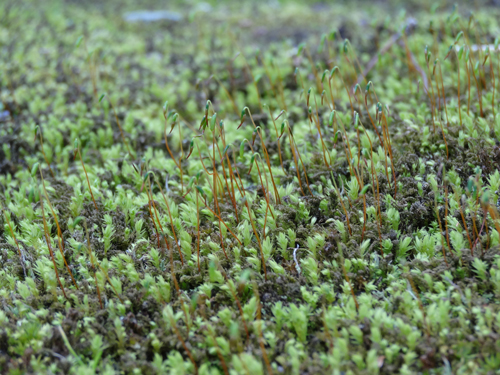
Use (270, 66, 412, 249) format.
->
(2, 0, 500, 373)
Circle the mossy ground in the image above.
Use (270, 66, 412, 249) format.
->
(2, 0, 500, 374)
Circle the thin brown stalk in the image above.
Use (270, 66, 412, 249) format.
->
(196, 189, 201, 272)
(82, 221, 102, 309)
(406, 273, 431, 338)
(456, 50, 463, 128)
(39, 169, 78, 289)
(205, 323, 229, 375)
(76, 148, 98, 211)
(437, 62, 450, 128)
(243, 108, 281, 204)
(331, 175, 352, 236)
(145, 183, 161, 249)
(244, 199, 267, 280)
(470, 57, 484, 117)
(337, 242, 358, 311)
(434, 196, 449, 266)
(359, 124, 383, 255)
(444, 184, 452, 254)
(148, 179, 184, 265)
(283, 124, 306, 196)
(253, 282, 273, 375)
(227, 281, 250, 342)
(456, 190, 474, 256)
(266, 106, 285, 172)
(167, 310, 198, 374)
(40, 196, 67, 299)
(107, 97, 133, 158)
(466, 57, 472, 115)
(36, 130, 55, 178)
(380, 113, 398, 196)
(153, 175, 184, 265)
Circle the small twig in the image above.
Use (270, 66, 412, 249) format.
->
(358, 33, 401, 83)
(293, 244, 301, 274)
(399, 38, 429, 91)
(358, 19, 427, 89)
(455, 45, 500, 52)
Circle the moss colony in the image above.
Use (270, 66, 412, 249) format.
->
(2, 0, 500, 374)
